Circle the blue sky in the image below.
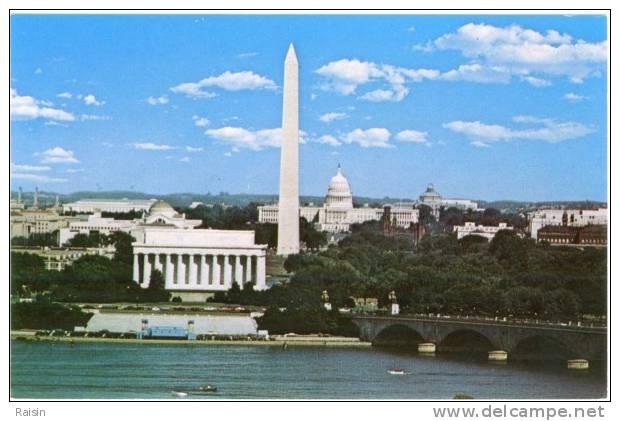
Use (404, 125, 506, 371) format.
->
(10, 14, 608, 202)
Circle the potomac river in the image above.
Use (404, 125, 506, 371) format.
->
(11, 340, 606, 400)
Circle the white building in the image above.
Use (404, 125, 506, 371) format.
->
(10, 208, 78, 239)
(528, 208, 607, 240)
(131, 227, 267, 293)
(58, 200, 202, 245)
(453, 222, 513, 240)
(258, 165, 419, 233)
(417, 184, 479, 218)
(62, 198, 157, 213)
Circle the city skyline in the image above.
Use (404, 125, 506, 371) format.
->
(10, 14, 608, 202)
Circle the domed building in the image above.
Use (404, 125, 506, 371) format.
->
(258, 165, 419, 234)
(417, 183, 479, 219)
(140, 199, 201, 228)
(325, 165, 353, 209)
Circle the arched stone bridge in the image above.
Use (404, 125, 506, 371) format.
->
(349, 315, 607, 361)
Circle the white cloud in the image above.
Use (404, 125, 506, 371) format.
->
(522, 76, 551, 87)
(434, 23, 607, 82)
(360, 86, 409, 102)
(66, 168, 84, 173)
(470, 140, 490, 148)
(171, 71, 277, 98)
(396, 130, 429, 144)
(315, 135, 342, 146)
(342, 128, 393, 148)
(185, 146, 204, 152)
(179, 157, 191, 163)
(133, 143, 176, 150)
(147, 95, 169, 105)
(44, 120, 66, 127)
(205, 127, 307, 151)
(34, 68, 43, 75)
(79, 114, 110, 121)
(316, 59, 438, 102)
(407, 26, 416, 32)
(83, 94, 104, 106)
(236, 52, 258, 58)
(444, 116, 594, 145)
(192, 115, 210, 127)
(440, 63, 512, 84)
(319, 112, 347, 123)
(10, 163, 51, 172)
(39, 147, 79, 164)
(10, 173, 67, 183)
(57, 92, 72, 99)
(10, 89, 75, 121)
(564, 92, 587, 102)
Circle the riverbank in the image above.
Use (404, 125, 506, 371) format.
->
(10, 330, 371, 348)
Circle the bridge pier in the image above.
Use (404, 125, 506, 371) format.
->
(418, 342, 436, 355)
(567, 359, 589, 370)
(488, 350, 508, 362)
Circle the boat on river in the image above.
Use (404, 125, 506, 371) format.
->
(387, 368, 406, 375)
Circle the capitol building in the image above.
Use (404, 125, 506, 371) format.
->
(258, 165, 419, 233)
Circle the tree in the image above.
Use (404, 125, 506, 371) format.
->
(109, 231, 134, 264)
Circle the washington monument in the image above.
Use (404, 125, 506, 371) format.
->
(277, 43, 300, 255)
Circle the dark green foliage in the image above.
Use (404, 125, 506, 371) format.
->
(218, 222, 606, 332)
(12, 301, 93, 330)
(11, 232, 59, 247)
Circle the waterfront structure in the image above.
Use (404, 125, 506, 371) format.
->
(537, 224, 607, 246)
(528, 208, 607, 239)
(259, 165, 419, 234)
(11, 245, 115, 271)
(453, 221, 513, 240)
(417, 184, 479, 219)
(84, 312, 259, 336)
(276, 43, 301, 256)
(131, 227, 267, 293)
(62, 198, 157, 214)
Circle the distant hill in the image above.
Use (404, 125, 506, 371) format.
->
(10, 189, 606, 211)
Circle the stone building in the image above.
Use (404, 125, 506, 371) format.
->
(453, 221, 513, 240)
(537, 224, 607, 246)
(528, 208, 607, 239)
(417, 183, 479, 219)
(258, 165, 419, 233)
(62, 198, 157, 213)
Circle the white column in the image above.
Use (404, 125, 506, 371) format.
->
(132, 253, 140, 283)
(199, 255, 207, 286)
(189, 254, 198, 287)
(234, 255, 243, 287)
(212, 255, 221, 286)
(165, 254, 173, 289)
(245, 256, 253, 284)
(176, 254, 185, 286)
(223, 255, 233, 288)
(255, 255, 266, 290)
(143, 254, 151, 288)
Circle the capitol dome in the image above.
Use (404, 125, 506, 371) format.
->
(149, 200, 178, 218)
(325, 165, 353, 209)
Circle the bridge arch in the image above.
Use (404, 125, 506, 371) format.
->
(510, 334, 576, 361)
(372, 323, 426, 348)
(437, 328, 497, 354)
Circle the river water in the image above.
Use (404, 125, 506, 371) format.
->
(10, 340, 606, 400)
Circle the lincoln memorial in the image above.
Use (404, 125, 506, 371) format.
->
(132, 227, 267, 293)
